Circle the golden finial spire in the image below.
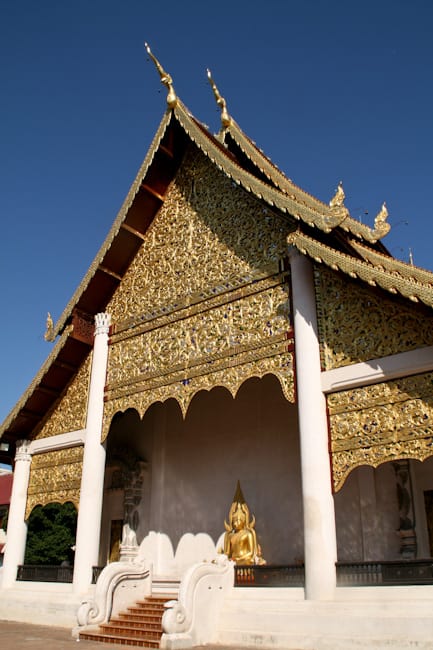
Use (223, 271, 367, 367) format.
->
(207, 69, 231, 129)
(145, 42, 177, 109)
(329, 181, 346, 209)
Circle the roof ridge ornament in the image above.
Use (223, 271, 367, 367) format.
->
(44, 312, 55, 342)
(329, 181, 346, 209)
(329, 180, 349, 224)
(372, 201, 390, 240)
(145, 42, 177, 109)
(207, 69, 232, 129)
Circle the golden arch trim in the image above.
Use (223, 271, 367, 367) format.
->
(102, 352, 294, 441)
(329, 372, 433, 491)
(26, 447, 83, 520)
(332, 437, 433, 492)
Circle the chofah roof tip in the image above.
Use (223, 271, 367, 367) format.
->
(145, 42, 177, 109)
(207, 69, 232, 130)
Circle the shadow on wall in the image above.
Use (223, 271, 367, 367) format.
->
(137, 530, 225, 576)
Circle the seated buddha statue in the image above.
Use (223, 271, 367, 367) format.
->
(223, 482, 265, 565)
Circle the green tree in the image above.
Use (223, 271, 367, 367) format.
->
(0, 506, 8, 531)
(24, 502, 77, 565)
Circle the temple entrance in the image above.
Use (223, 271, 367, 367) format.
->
(100, 374, 302, 569)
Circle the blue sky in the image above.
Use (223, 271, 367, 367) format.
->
(1, 0, 432, 425)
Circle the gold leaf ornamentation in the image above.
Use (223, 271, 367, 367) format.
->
(34, 354, 92, 439)
(103, 349, 294, 440)
(26, 447, 83, 519)
(328, 372, 433, 491)
(315, 267, 433, 370)
(107, 148, 291, 323)
(103, 148, 294, 437)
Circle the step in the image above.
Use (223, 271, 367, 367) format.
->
(118, 615, 162, 626)
(135, 596, 176, 605)
(79, 593, 178, 647)
(80, 629, 160, 647)
(126, 606, 164, 617)
(128, 601, 166, 611)
(111, 616, 162, 629)
(118, 610, 164, 619)
(100, 623, 161, 640)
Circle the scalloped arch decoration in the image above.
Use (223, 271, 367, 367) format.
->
(26, 447, 83, 519)
(329, 371, 433, 491)
(102, 364, 294, 442)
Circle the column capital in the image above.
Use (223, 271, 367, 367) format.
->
(15, 439, 32, 462)
(94, 312, 111, 336)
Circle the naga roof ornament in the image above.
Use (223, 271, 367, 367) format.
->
(145, 42, 177, 109)
(329, 181, 346, 209)
(329, 181, 349, 220)
(341, 201, 391, 243)
(328, 182, 390, 243)
(372, 201, 390, 240)
(207, 69, 232, 130)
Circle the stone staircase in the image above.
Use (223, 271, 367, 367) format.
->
(79, 595, 176, 648)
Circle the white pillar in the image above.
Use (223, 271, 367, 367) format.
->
(2, 440, 32, 588)
(289, 249, 337, 600)
(73, 312, 111, 594)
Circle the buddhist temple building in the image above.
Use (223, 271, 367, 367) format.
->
(1, 48, 433, 649)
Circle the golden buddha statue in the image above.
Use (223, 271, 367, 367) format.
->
(223, 482, 265, 565)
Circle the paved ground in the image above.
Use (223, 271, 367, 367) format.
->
(0, 620, 112, 649)
(0, 620, 235, 650)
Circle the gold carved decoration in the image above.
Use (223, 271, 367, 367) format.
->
(371, 202, 390, 241)
(103, 347, 293, 439)
(108, 279, 291, 387)
(329, 372, 433, 491)
(34, 353, 92, 439)
(104, 148, 294, 436)
(350, 239, 433, 288)
(107, 147, 290, 322)
(328, 181, 349, 221)
(329, 181, 346, 209)
(315, 266, 433, 370)
(26, 447, 83, 519)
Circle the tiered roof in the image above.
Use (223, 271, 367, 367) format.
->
(1, 46, 432, 463)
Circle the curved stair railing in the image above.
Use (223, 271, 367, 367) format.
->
(161, 554, 234, 649)
(76, 558, 151, 629)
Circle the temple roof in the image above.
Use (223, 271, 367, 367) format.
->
(1, 51, 432, 461)
(288, 230, 433, 307)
